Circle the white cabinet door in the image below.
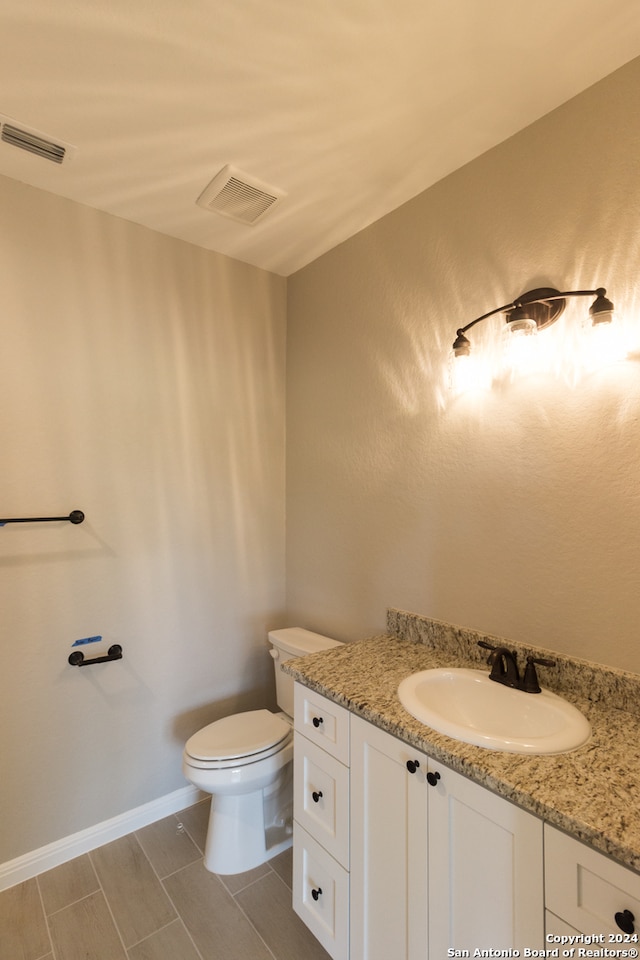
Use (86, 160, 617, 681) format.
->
(350, 716, 428, 960)
(350, 717, 544, 960)
(428, 758, 544, 954)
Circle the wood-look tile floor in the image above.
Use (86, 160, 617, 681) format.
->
(0, 798, 331, 960)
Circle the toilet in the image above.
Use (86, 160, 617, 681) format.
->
(182, 627, 342, 875)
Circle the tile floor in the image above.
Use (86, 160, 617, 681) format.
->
(0, 798, 331, 960)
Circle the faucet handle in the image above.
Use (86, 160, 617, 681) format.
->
(477, 640, 498, 651)
(477, 640, 499, 664)
(522, 656, 556, 694)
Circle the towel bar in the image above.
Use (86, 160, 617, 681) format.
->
(0, 510, 84, 526)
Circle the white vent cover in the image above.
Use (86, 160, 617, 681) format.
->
(196, 164, 285, 225)
(0, 113, 77, 165)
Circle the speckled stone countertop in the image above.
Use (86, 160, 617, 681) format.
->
(283, 610, 640, 874)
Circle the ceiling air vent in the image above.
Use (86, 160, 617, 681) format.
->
(196, 164, 285, 225)
(0, 114, 77, 165)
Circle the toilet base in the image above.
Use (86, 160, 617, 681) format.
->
(203, 763, 293, 875)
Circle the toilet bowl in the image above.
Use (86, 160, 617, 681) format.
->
(182, 627, 342, 875)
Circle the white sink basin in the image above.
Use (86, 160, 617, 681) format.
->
(397, 668, 591, 754)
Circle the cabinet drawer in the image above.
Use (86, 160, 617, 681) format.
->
(294, 731, 349, 868)
(293, 822, 349, 960)
(545, 825, 640, 935)
(294, 684, 350, 764)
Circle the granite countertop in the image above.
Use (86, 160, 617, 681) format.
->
(284, 631, 640, 874)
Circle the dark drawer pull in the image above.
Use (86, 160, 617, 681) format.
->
(427, 771, 441, 787)
(615, 910, 635, 934)
(406, 759, 420, 774)
(312, 790, 323, 803)
(311, 886, 322, 901)
(312, 716, 324, 728)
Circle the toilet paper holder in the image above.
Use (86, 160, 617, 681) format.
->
(68, 644, 123, 667)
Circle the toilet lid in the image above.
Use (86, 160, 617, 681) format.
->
(185, 709, 291, 762)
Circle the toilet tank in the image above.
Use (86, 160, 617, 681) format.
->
(269, 627, 343, 717)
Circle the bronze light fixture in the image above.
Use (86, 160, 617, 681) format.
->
(452, 286, 615, 360)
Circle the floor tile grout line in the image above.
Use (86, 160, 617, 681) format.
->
(34, 873, 58, 960)
(42, 888, 101, 919)
(154, 854, 203, 883)
(268, 863, 294, 896)
(225, 872, 281, 960)
(157, 869, 207, 960)
(235, 861, 300, 960)
(155, 856, 277, 960)
(134, 817, 203, 884)
(220, 862, 278, 897)
(134, 823, 173, 883)
(127, 826, 206, 959)
(88, 848, 130, 959)
(124, 916, 196, 954)
(36, 854, 102, 921)
(173, 808, 207, 857)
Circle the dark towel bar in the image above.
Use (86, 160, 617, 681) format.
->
(0, 510, 84, 526)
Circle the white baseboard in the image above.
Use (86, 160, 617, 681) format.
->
(0, 784, 204, 893)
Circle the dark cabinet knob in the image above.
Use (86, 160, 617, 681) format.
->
(406, 759, 420, 774)
(311, 886, 322, 901)
(312, 790, 323, 803)
(426, 771, 441, 787)
(312, 716, 323, 728)
(615, 909, 635, 934)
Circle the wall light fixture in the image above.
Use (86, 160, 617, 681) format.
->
(450, 286, 619, 391)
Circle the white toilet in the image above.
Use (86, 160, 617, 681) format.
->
(182, 627, 342, 875)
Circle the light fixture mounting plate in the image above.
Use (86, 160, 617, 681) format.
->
(514, 287, 566, 330)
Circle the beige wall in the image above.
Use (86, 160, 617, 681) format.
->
(287, 56, 640, 673)
(0, 179, 286, 863)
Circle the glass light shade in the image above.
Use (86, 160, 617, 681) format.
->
(503, 316, 542, 378)
(448, 351, 490, 393)
(583, 313, 626, 368)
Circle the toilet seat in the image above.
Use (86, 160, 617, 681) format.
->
(184, 709, 292, 769)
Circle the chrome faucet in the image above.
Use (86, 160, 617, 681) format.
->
(477, 641, 556, 694)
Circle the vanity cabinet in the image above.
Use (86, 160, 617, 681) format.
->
(350, 715, 544, 959)
(288, 683, 640, 960)
(292, 685, 351, 960)
(544, 824, 640, 938)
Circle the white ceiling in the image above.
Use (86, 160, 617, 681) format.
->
(0, 1, 639, 277)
